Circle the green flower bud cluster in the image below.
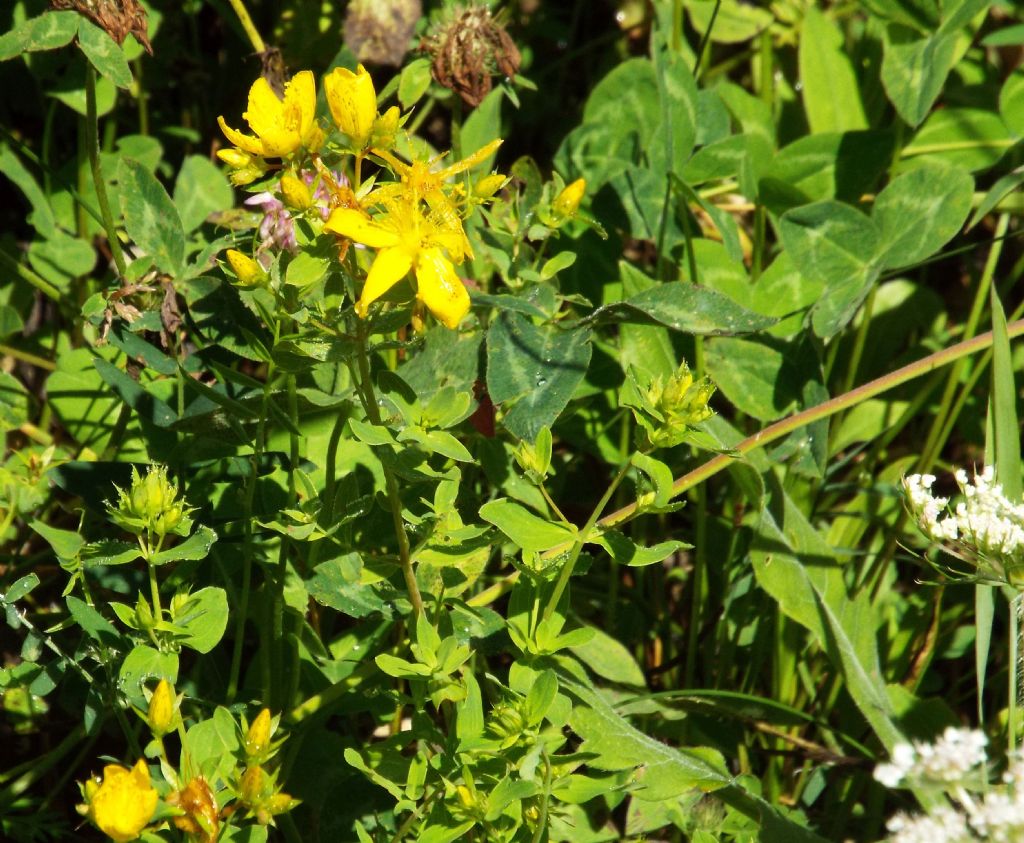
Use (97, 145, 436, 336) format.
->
(108, 465, 193, 538)
(621, 361, 715, 451)
(513, 427, 552, 485)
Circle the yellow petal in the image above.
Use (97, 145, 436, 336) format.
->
(324, 208, 400, 249)
(439, 139, 503, 178)
(415, 248, 470, 329)
(217, 116, 265, 156)
(357, 247, 414, 317)
(553, 178, 586, 218)
(244, 77, 300, 157)
(284, 70, 317, 145)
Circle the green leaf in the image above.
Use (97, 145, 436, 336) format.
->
(375, 653, 432, 677)
(591, 276, 777, 336)
(150, 526, 218, 566)
(486, 313, 592, 442)
(94, 358, 177, 428)
(881, 26, 959, 127)
(77, 19, 133, 89)
(398, 57, 433, 109)
(799, 8, 868, 133)
(173, 155, 234, 233)
(81, 539, 143, 567)
(0, 371, 30, 428)
(873, 164, 973, 268)
(118, 158, 185, 277)
(968, 166, 1024, 230)
(285, 250, 331, 288)
(749, 475, 907, 757)
(175, 586, 229, 653)
(685, 0, 773, 44)
(903, 108, 1012, 173)
(66, 596, 120, 645)
(484, 777, 540, 821)
(0, 145, 55, 233)
(778, 200, 882, 338)
(479, 498, 577, 553)
(307, 555, 396, 619)
(118, 644, 178, 709)
(705, 336, 807, 422)
(540, 251, 577, 281)
(597, 530, 689, 568)
(460, 87, 503, 172)
(184, 707, 240, 783)
(990, 290, 1020, 500)
(523, 669, 559, 726)
(569, 628, 646, 687)
(0, 11, 79, 61)
(30, 520, 86, 560)
(4, 574, 40, 604)
(0, 304, 25, 339)
(562, 671, 729, 799)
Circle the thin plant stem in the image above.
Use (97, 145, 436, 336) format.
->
(0, 343, 56, 371)
(354, 324, 424, 617)
(226, 0, 266, 52)
(85, 64, 127, 278)
(0, 250, 62, 302)
(543, 457, 633, 622)
(1011, 594, 1022, 755)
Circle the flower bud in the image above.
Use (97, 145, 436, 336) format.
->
(473, 173, 508, 200)
(280, 174, 313, 211)
(325, 64, 377, 149)
(245, 708, 273, 758)
(135, 593, 156, 631)
(239, 765, 267, 806)
(225, 249, 267, 288)
(371, 105, 401, 150)
(217, 148, 268, 186)
(147, 679, 175, 737)
(552, 178, 585, 219)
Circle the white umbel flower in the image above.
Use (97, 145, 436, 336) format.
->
(886, 806, 970, 843)
(874, 728, 987, 788)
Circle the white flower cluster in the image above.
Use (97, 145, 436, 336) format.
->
(903, 467, 1024, 582)
(877, 741, 1024, 842)
(874, 728, 988, 788)
(885, 807, 969, 843)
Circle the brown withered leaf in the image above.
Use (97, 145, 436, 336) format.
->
(50, 0, 152, 53)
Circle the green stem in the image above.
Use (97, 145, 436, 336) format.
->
(1011, 594, 1021, 755)
(354, 324, 424, 617)
(226, 0, 266, 52)
(543, 457, 633, 621)
(85, 64, 127, 277)
(0, 248, 62, 303)
(0, 342, 56, 371)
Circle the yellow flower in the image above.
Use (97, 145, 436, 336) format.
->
(552, 178, 586, 218)
(371, 140, 503, 209)
(218, 71, 319, 158)
(225, 249, 267, 287)
(147, 679, 175, 737)
(325, 200, 472, 329)
(84, 760, 158, 843)
(325, 64, 377, 149)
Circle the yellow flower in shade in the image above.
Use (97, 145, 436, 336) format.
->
(325, 200, 472, 329)
(279, 174, 313, 211)
(218, 71, 319, 158)
(325, 64, 377, 149)
(84, 760, 158, 843)
(552, 178, 586, 218)
(169, 777, 219, 843)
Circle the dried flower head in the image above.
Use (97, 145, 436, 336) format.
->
(344, 0, 422, 67)
(422, 5, 521, 107)
(50, 0, 151, 52)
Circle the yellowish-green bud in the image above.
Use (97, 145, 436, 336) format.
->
(264, 792, 298, 816)
(552, 178, 586, 218)
(473, 173, 508, 200)
(279, 174, 313, 211)
(371, 105, 401, 150)
(245, 708, 273, 758)
(217, 148, 269, 186)
(135, 593, 156, 631)
(239, 765, 267, 806)
(147, 679, 175, 737)
(225, 249, 267, 287)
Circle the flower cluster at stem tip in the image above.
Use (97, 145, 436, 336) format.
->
(874, 731, 1024, 842)
(217, 63, 530, 331)
(903, 466, 1024, 586)
(80, 760, 158, 843)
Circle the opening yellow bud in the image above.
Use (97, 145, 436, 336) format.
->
(473, 173, 508, 200)
(325, 64, 378, 149)
(147, 679, 175, 736)
(245, 708, 273, 757)
(552, 178, 586, 218)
